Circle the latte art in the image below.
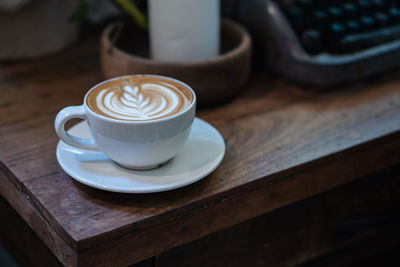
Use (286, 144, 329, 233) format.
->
(86, 76, 193, 121)
(97, 83, 185, 120)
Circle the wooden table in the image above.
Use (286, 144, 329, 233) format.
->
(1, 36, 400, 266)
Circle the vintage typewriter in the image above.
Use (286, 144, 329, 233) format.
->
(238, 0, 400, 85)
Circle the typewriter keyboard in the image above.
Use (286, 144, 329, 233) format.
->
(278, 0, 400, 54)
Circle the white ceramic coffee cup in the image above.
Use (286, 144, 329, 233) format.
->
(55, 75, 196, 170)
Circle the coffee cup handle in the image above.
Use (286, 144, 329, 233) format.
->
(55, 105, 99, 150)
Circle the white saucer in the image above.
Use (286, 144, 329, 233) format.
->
(56, 118, 225, 193)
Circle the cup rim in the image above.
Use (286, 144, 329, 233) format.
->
(83, 74, 196, 124)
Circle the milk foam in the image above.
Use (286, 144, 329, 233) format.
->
(88, 77, 192, 121)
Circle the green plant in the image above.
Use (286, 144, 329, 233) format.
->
(114, 0, 147, 30)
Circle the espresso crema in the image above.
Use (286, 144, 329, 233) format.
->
(86, 76, 193, 121)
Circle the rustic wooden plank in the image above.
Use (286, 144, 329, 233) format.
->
(156, 165, 400, 267)
(0, 191, 154, 267)
(76, 133, 400, 266)
(1, 35, 400, 266)
(0, 168, 78, 266)
(0, 194, 63, 267)
(20, 77, 400, 236)
(1, 39, 400, 186)
(21, 130, 400, 266)
(0, 37, 102, 184)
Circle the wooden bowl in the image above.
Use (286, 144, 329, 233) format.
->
(101, 18, 252, 107)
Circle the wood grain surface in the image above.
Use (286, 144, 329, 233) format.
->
(2, 164, 399, 267)
(156, 164, 400, 267)
(1, 35, 400, 266)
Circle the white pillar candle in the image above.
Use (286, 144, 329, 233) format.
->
(149, 0, 220, 62)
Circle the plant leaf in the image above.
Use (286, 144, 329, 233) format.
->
(69, 0, 89, 22)
(113, 0, 148, 31)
